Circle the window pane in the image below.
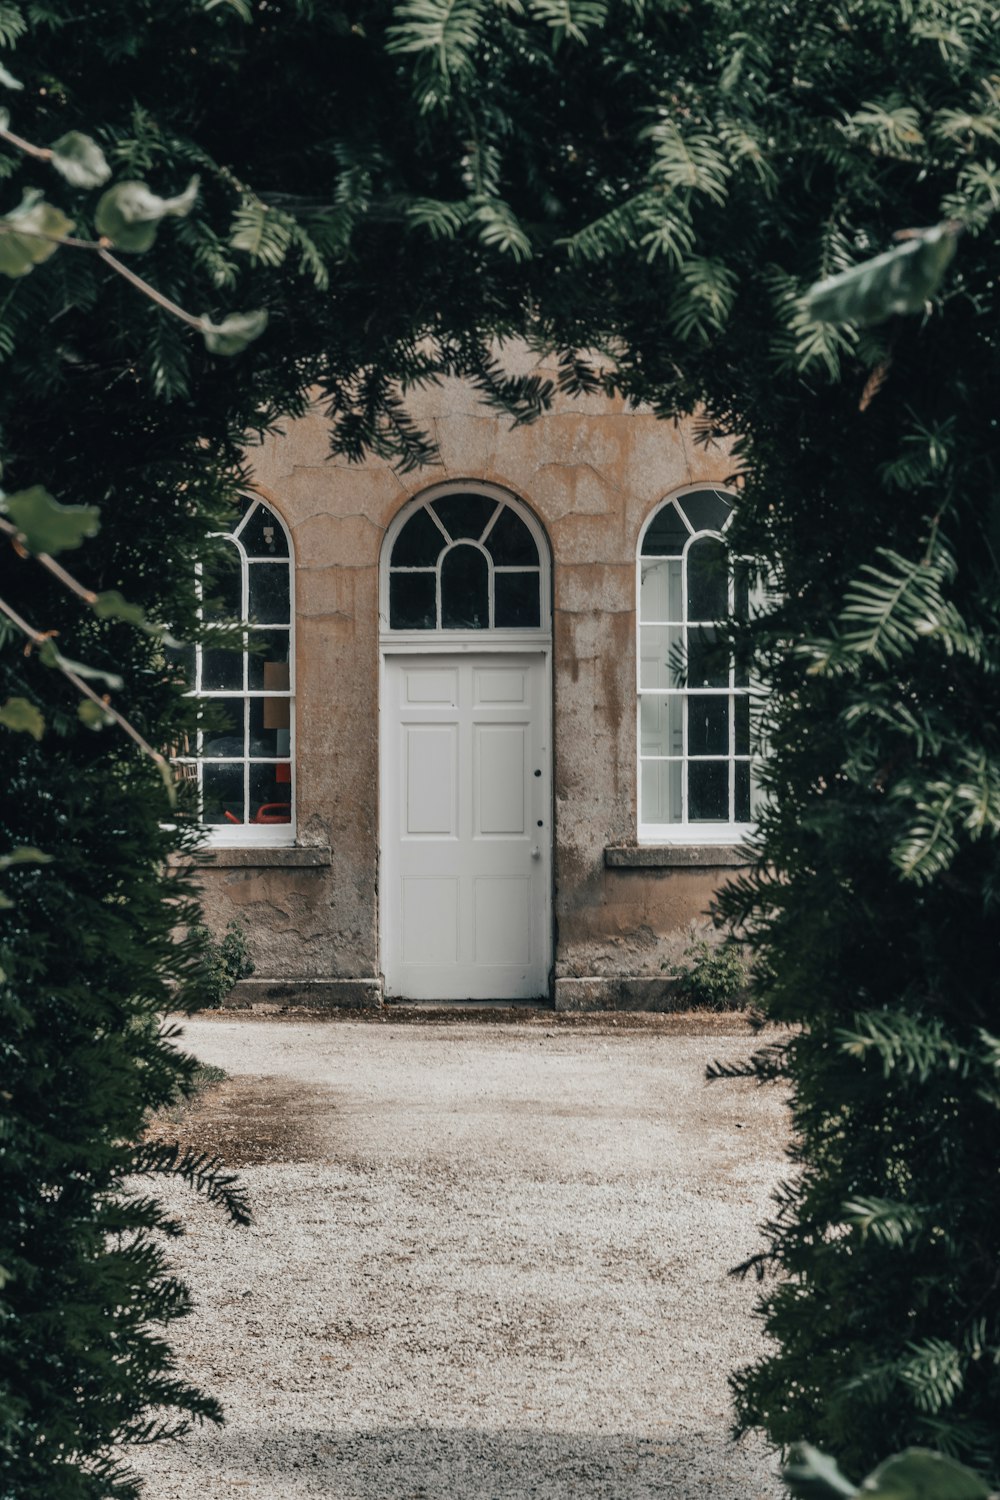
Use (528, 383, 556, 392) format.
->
(642, 503, 689, 556)
(237, 501, 288, 558)
(641, 759, 682, 823)
(494, 571, 540, 628)
(483, 504, 538, 565)
(248, 562, 290, 625)
(441, 545, 489, 629)
(640, 558, 682, 622)
(165, 641, 195, 688)
(248, 629, 290, 691)
(735, 696, 751, 756)
(201, 639, 244, 692)
(639, 623, 684, 689)
(390, 570, 436, 629)
(679, 489, 732, 535)
(249, 696, 291, 758)
(640, 694, 683, 757)
(735, 762, 750, 823)
(392, 506, 446, 567)
(203, 543, 242, 622)
(202, 762, 245, 826)
(250, 764, 292, 825)
(734, 559, 751, 622)
(199, 700, 244, 757)
(432, 493, 499, 542)
(687, 536, 728, 621)
(688, 695, 728, 756)
(688, 626, 728, 688)
(689, 761, 729, 821)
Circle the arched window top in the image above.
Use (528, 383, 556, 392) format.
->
(177, 494, 295, 846)
(385, 488, 547, 633)
(639, 487, 734, 558)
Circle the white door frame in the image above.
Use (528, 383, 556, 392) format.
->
(378, 483, 553, 1000)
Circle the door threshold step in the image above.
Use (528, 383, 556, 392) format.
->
(384, 998, 555, 1011)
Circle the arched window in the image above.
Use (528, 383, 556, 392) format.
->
(176, 495, 294, 844)
(386, 490, 544, 631)
(637, 488, 758, 842)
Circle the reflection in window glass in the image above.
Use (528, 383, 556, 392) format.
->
(388, 494, 544, 631)
(638, 490, 760, 836)
(174, 496, 294, 840)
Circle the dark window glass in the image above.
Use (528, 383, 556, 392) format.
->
(679, 489, 733, 535)
(688, 695, 728, 756)
(642, 503, 689, 557)
(202, 640, 244, 692)
(166, 641, 196, 688)
(441, 545, 489, 629)
(735, 762, 750, 822)
(689, 761, 728, 821)
(392, 506, 446, 567)
(484, 505, 538, 566)
(735, 696, 751, 756)
(202, 762, 245, 825)
(250, 764, 292, 824)
(249, 696, 290, 758)
(238, 501, 289, 558)
(687, 536, 728, 621)
(390, 571, 436, 629)
(247, 629, 290, 691)
(199, 700, 244, 758)
(688, 626, 728, 688)
(734, 559, 751, 621)
(495, 571, 541, 628)
(203, 542, 242, 622)
(248, 562, 290, 625)
(431, 493, 498, 541)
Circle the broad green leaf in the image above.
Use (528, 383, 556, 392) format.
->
(94, 176, 200, 252)
(0, 847, 53, 870)
(806, 225, 958, 327)
(859, 1449, 991, 1500)
(783, 1444, 857, 1499)
(38, 639, 123, 690)
(0, 189, 74, 278)
(0, 1264, 11, 1289)
(0, 62, 22, 90)
(0, 106, 8, 128)
(78, 698, 114, 730)
(50, 131, 112, 189)
(1, 485, 100, 554)
(0, 696, 44, 739)
(199, 308, 268, 356)
(92, 591, 180, 645)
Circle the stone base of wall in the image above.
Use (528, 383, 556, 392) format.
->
(225, 977, 384, 1010)
(553, 975, 683, 1012)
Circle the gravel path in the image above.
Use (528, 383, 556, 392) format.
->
(132, 1013, 788, 1500)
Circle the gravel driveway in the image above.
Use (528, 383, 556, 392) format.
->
(133, 1011, 788, 1500)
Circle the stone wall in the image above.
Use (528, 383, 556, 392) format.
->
(190, 355, 747, 1008)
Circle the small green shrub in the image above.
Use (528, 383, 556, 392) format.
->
(670, 935, 750, 1010)
(190, 919, 255, 1009)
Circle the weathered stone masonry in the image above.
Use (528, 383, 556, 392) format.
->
(188, 358, 749, 1009)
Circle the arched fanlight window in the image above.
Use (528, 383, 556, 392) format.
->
(387, 491, 543, 630)
(176, 495, 295, 844)
(637, 488, 759, 841)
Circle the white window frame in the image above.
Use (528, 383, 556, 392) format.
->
(636, 485, 760, 846)
(380, 481, 551, 649)
(177, 495, 296, 848)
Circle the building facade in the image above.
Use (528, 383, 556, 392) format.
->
(186, 358, 755, 1010)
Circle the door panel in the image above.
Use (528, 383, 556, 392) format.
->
(382, 653, 550, 999)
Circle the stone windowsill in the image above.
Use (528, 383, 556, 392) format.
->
(604, 843, 751, 869)
(173, 844, 332, 869)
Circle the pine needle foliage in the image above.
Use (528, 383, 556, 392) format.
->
(4, 0, 1000, 1488)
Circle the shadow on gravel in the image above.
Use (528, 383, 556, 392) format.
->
(146, 1076, 331, 1166)
(149, 1422, 780, 1499)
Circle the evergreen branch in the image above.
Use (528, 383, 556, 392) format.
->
(130, 1140, 252, 1227)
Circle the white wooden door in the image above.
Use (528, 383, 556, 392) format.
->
(381, 653, 550, 1000)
